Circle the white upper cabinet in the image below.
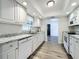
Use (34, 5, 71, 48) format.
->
(0, 0, 27, 25)
(75, 8, 79, 24)
(14, 2, 20, 23)
(19, 5, 27, 24)
(15, 2, 27, 24)
(33, 17, 41, 27)
(69, 7, 79, 26)
(0, 0, 15, 20)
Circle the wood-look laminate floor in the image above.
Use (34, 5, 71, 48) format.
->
(29, 42, 70, 59)
(48, 36, 58, 44)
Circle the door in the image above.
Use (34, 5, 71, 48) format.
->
(47, 24, 51, 36)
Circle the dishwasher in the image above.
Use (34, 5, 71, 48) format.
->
(18, 38, 32, 59)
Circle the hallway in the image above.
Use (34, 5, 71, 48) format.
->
(48, 36, 58, 44)
(29, 42, 70, 59)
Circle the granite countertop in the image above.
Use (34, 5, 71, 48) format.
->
(0, 31, 42, 44)
(0, 33, 32, 44)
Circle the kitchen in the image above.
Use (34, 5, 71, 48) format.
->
(0, 0, 79, 59)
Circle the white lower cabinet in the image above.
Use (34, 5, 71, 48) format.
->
(70, 37, 75, 58)
(32, 36, 38, 52)
(32, 32, 45, 53)
(0, 32, 45, 59)
(75, 47, 79, 59)
(74, 39, 79, 59)
(7, 50, 16, 59)
(0, 41, 18, 59)
(70, 36, 79, 59)
(2, 49, 17, 59)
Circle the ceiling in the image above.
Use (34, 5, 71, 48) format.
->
(24, 0, 79, 18)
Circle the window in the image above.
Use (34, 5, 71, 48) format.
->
(22, 15, 33, 31)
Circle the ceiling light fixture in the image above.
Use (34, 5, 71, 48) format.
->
(47, 0, 55, 7)
(23, 2, 27, 6)
(71, 2, 77, 6)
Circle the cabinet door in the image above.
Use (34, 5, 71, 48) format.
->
(74, 40, 79, 59)
(32, 36, 38, 52)
(40, 32, 44, 43)
(2, 49, 17, 59)
(15, 2, 27, 24)
(70, 38, 75, 58)
(14, 2, 20, 22)
(0, 0, 14, 20)
(2, 51, 7, 59)
(7, 50, 16, 59)
(33, 17, 41, 27)
(19, 5, 27, 23)
(76, 8, 79, 25)
(75, 47, 79, 59)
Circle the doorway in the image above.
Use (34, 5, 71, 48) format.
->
(47, 18, 59, 43)
(47, 24, 51, 36)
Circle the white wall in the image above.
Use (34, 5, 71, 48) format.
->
(47, 18, 59, 36)
(58, 16, 69, 44)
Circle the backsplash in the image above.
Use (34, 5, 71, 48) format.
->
(0, 23, 22, 34)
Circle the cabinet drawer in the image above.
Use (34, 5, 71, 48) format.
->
(2, 41, 18, 52)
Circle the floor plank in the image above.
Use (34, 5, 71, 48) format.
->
(29, 42, 71, 59)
